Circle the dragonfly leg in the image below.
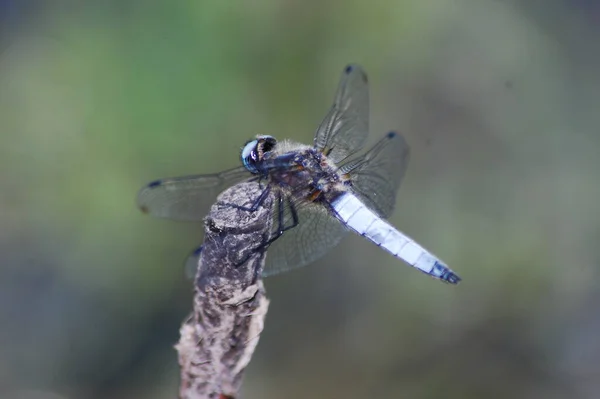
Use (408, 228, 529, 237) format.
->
(255, 175, 266, 190)
(234, 193, 300, 273)
(217, 184, 271, 213)
(263, 193, 298, 246)
(281, 196, 299, 231)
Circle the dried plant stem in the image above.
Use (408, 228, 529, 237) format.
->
(176, 182, 273, 399)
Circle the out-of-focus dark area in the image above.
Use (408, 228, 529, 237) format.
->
(1, 1, 600, 398)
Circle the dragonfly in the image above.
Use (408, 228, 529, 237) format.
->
(137, 64, 461, 284)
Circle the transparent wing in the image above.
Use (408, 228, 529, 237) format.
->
(184, 245, 203, 280)
(261, 197, 348, 277)
(136, 166, 252, 221)
(340, 132, 410, 218)
(314, 64, 370, 164)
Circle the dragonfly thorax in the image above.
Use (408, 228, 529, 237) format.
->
(267, 146, 349, 204)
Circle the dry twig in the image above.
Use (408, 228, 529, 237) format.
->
(176, 182, 273, 399)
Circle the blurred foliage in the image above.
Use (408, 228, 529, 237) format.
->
(1, 1, 600, 398)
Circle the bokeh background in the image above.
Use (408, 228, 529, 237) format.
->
(1, 1, 600, 398)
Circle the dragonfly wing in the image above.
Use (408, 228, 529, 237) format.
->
(262, 197, 348, 277)
(136, 166, 251, 221)
(340, 132, 410, 218)
(183, 245, 203, 280)
(313, 64, 370, 164)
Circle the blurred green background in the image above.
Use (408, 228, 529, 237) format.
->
(1, 1, 600, 398)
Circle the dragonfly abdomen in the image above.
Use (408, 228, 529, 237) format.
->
(331, 193, 461, 284)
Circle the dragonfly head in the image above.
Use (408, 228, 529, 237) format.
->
(241, 135, 277, 174)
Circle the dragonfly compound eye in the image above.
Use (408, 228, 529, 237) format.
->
(241, 135, 277, 174)
(241, 139, 260, 174)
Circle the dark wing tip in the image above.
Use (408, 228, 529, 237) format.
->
(344, 64, 368, 83)
(184, 245, 204, 280)
(137, 181, 160, 214)
(137, 179, 163, 214)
